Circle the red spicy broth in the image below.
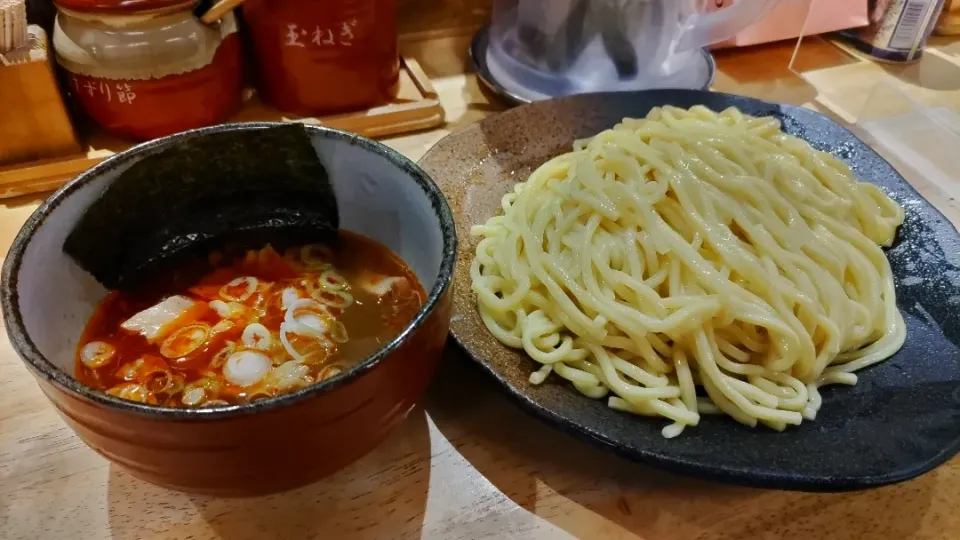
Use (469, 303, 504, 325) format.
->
(75, 231, 425, 407)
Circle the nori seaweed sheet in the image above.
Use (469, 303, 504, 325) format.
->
(63, 125, 339, 291)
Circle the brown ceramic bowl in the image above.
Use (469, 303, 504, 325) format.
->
(1, 123, 456, 496)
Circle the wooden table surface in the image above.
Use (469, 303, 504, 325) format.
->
(3, 21, 960, 540)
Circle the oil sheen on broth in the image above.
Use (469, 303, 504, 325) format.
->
(76, 232, 425, 407)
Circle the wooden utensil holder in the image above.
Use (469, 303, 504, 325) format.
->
(0, 25, 82, 167)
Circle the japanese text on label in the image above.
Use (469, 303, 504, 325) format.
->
(285, 19, 358, 48)
(71, 77, 138, 105)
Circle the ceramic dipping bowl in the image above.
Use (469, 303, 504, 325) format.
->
(1, 123, 456, 496)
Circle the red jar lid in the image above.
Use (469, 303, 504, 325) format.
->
(54, 0, 195, 14)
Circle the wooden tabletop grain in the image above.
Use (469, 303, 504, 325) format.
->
(3, 12, 960, 540)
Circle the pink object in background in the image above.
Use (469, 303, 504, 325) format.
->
(709, 0, 869, 47)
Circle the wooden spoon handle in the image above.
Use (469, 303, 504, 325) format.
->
(200, 0, 245, 24)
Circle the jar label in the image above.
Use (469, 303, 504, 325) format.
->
(284, 19, 360, 49)
(70, 76, 139, 105)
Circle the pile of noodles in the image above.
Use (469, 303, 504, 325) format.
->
(470, 105, 905, 437)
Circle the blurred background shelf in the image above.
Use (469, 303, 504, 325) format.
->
(0, 56, 443, 200)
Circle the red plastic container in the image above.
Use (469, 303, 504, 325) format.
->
(52, 1, 243, 140)
(243, 0, 400, 116)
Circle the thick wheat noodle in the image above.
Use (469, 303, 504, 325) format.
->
(470, 105, 906, 437)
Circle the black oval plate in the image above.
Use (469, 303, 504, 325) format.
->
(418, 89, 960, 491)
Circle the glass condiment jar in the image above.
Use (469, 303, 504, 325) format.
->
(52, 1, 243, 140)
(242, 0, 399, 116)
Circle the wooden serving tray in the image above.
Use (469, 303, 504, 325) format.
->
(0, 57, 444, 200)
